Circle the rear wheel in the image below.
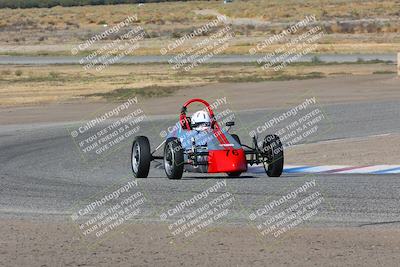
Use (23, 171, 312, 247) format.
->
(164, 138, 184, 179)
(227, 134, 242, 177)
(131, 136, 151, 178)
(262, 134, 284, 177)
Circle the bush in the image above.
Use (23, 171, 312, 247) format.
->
(1, 70, 11, 75)
(48, 71, 60, 79)
(311, 55, 322, 63)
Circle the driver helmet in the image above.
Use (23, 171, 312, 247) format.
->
(191, 110, 211, 131)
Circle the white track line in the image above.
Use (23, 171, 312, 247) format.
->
(246, 164, 400, 174)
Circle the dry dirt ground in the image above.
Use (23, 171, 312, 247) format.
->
(286, 133, 400, 165)
(1, 219, 400, 267)
(1, 63, 396, 106)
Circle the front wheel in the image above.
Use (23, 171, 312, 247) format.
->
(131, 136, 151, 178)
(164, 138, 184, 179)
(262, 134, 284, 177)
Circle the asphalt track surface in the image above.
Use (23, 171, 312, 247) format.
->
(1, 100, 400, 227)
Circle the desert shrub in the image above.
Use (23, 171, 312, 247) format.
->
(1, 70, 11, 75)
(48, 71, 60, 79)
(311, 55, 322, 63)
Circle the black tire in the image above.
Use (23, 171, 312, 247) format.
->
(164, 137, 184, 179)
(227, 134, 242, 177)
(227, 171, 241, 178)
(131, 136, 151, 178)
(262, 134, 284, 177)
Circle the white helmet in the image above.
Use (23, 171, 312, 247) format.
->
(191, 110, 211, 131)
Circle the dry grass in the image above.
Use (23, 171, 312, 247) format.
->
(1, 42, 400, 56)
(0, 0, 399, 54)
(1, 0, 398, 29)
(217, 0, 399, 22)
(0, 61, 395, 106)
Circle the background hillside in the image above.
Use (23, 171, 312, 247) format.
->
(0, 0, 398, 55)
(0, 0, 203, 9)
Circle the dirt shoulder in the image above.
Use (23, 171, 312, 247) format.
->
(1, 219, 399, 267)
(286, 133, 400, 165)
(1, 63, 396, 107)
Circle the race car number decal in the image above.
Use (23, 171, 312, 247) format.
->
(226, 149, 239, 156)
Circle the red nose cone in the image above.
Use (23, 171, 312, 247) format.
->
(207, 149, 247, 173)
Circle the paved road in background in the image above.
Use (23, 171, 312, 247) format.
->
(0, 53, 396, 65)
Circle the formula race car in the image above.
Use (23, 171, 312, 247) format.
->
(131, 98, 283, 179)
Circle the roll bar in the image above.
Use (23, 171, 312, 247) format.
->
(179, 98, 217, 130)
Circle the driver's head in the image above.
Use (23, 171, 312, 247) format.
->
(191, 110, 211, 131)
